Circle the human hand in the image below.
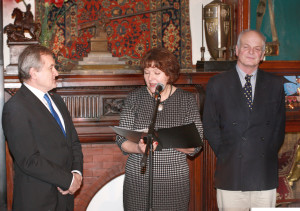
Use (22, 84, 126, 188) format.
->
(175, 148, 195, 154)
(57, 172, 82, 195)
(68, 172, 82, 195)
(57, 186, 69, 195)
(137, 139, 158, 153)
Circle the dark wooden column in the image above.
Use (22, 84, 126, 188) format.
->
(0, 0, 8, 209)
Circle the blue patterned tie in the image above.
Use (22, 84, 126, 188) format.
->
(44, 94, 66, 137)
(244, 74, 253, 110)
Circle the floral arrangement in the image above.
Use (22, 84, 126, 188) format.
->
(39, 0, 76, 47)
(15, 0, 77, 71)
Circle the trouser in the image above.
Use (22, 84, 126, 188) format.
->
(217, 188, 276, 211)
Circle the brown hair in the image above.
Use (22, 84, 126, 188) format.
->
(140, 47, 180, 84)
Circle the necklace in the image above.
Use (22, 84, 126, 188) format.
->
(158, 85, 172, 111)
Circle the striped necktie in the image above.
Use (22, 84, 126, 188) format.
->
(243, 74, 253, 110)
(44, 94, 66, 137)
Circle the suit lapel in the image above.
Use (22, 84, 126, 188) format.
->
(20, 85, 67, 138)
(20, 85, 53, 116)
(252, 69, 267, 112)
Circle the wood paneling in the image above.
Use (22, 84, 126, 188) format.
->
(5, 70, 299, 210)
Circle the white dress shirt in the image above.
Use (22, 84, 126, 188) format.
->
(23, 82, 66, 131)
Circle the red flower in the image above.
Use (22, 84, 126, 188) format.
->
(53, 0, 65, 8)
(15, 0, 23, 3)
(43, 0, 65, 7)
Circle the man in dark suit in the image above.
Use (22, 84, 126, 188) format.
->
(203, 30, 285, 210)
(2, 45, 83, 211)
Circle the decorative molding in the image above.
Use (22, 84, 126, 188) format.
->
(62, 94, 126, 119)
(102, 97, 125, 116)
(62, 95, 101, 120)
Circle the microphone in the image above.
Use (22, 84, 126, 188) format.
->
(154, 83, 165, 96)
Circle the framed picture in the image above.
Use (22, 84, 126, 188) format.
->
(250, 0, 300, 61)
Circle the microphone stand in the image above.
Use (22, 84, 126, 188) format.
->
(140, 93, 161, 211)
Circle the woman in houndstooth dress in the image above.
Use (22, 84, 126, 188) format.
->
(116, 48, 203, 211)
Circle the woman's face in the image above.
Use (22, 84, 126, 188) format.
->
(144, 66, 169, 94)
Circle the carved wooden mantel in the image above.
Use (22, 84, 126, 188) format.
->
(4, 67, 300, 140)
(4, 67, 300, 210)
(4, 72, 215, 144)
(4, 71, 215, 211)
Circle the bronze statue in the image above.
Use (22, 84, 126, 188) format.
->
(4, 24, 30, 42)
(24, 4, 34, 25)
(4, 5, 41, 42)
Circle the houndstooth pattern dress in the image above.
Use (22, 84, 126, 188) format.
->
(116, 87, 203, 211)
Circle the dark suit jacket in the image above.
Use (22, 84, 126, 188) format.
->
(203, 68, 285, 191)
(2, 85, 83, 211)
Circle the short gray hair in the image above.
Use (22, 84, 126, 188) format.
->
(236, 29, 266, 51)
(18, 45, 53, 83)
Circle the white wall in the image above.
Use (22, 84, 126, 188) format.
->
(189, 0, 212, 63)
(2, 0, 210, 68)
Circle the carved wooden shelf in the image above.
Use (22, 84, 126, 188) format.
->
(4, 71, 300, 138)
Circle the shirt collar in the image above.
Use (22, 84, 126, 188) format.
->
(236, 64, 258, 78)
(23, 82, 48, 102)
(236, 64, 258, 85)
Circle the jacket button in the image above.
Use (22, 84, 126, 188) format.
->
(232, 122, 237, 126)
(238, 154, 243, 158)
(261, 137, 265, 141)
(261, 153, 265, 157)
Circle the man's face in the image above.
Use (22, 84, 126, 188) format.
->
(236, 31, 265, 72)
(34, 54, 58, 93)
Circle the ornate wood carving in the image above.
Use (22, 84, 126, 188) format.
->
(4, 71, 300, 211)
(61, 94, 126, 119)
(63, 95, 101, 119)
(103, 98, 125, 116)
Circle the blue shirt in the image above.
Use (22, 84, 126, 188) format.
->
(236, 65, 257, 100)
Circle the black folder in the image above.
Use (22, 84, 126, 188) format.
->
(112, 126, 147, 144)
(111, 123, 203, 149)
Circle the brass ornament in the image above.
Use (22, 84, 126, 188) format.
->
(204, 0, 231, 61)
